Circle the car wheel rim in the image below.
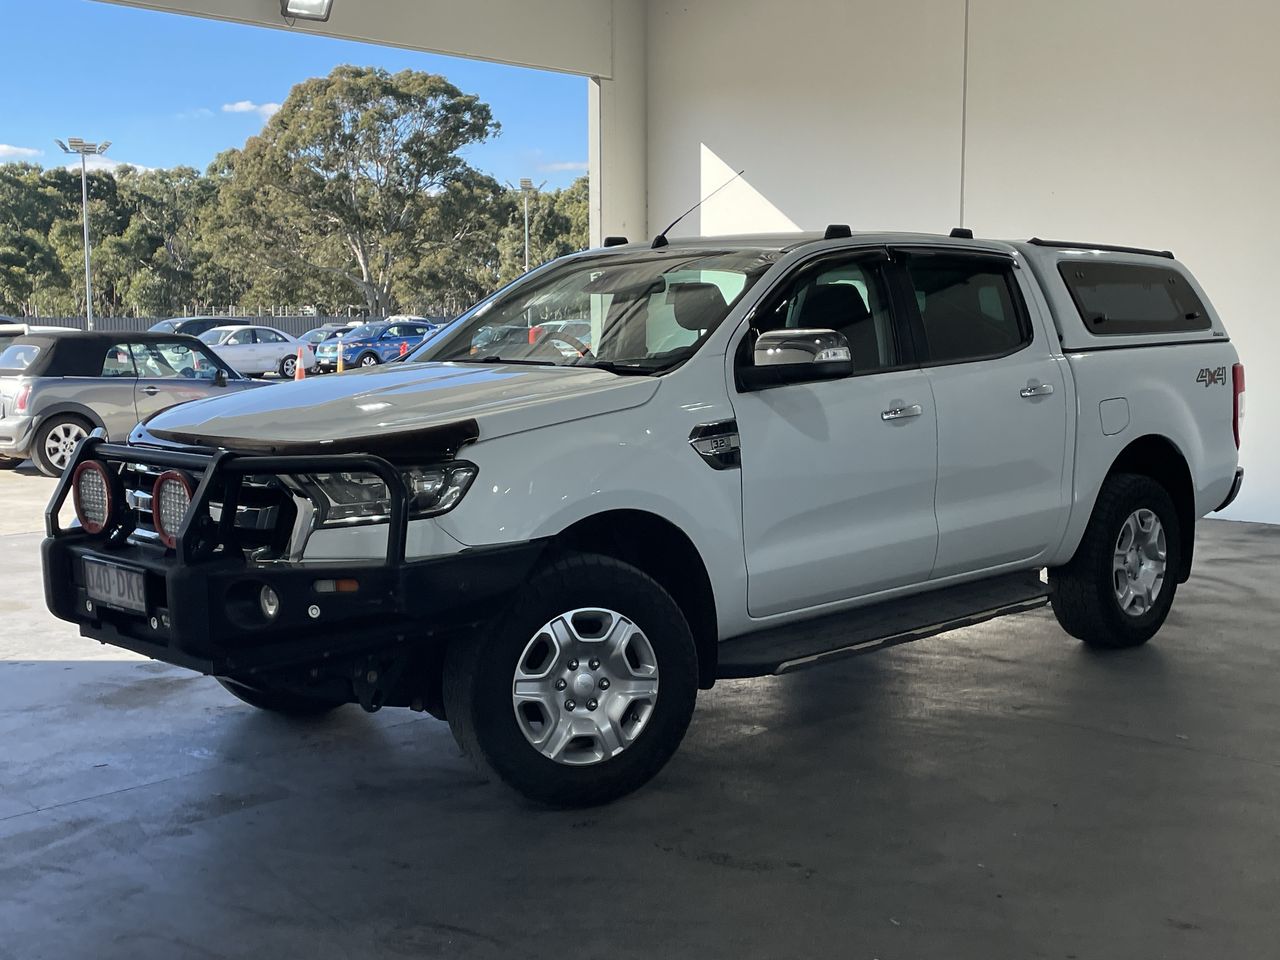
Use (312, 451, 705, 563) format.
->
(361, 356, 377, 366)
(1112, 508, 1167, 617)
(44, 422, 87, 471)
(282, 358, 296, 377)
(512, 607, 659, 766)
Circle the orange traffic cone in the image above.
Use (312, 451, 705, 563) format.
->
(294, 346, 305, 381)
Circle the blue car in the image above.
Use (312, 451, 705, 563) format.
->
(313, 319, 439, 371)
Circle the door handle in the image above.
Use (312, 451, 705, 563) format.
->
(1020, 382, 1055, 399)
(142, 385, 159, 396)
(881, 403, 923, 421)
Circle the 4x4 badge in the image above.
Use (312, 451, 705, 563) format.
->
(1196, 366, 1227, 387)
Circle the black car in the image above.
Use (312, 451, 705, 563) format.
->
(149, 317, 252, 338)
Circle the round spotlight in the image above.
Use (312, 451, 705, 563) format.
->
(152, 471, 194, 549)
(259, 585, 280, 621)
(72, 460, 115, 534)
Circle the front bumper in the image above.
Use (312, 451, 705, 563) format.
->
(42, 436, 543, 681)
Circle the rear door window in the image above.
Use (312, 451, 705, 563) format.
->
(902, 254, 1031, 364)
(1058, 262, 1210, 335)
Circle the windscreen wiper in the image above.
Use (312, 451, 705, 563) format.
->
(454, 355, 558, 367)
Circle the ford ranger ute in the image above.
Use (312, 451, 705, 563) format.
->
(42, 229, 1245, 807)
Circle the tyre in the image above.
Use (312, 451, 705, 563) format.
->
(358, 353, 380, 367)
(0, 457, 22, 470)
(33, 415, 91, 477)
(278, 354, 298, 379)
(1050, 473, 1181, 649)
(444, 553, 699, 807)
(216, 677, 347, 717)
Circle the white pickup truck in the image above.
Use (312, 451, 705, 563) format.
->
(43, 229, 1244, 806)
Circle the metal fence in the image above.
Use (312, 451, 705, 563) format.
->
(32, 316, 388, 338)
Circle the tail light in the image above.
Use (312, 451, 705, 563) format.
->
(14, 384, 31, 413)
(152, 471, 194, 549)
(72, 460, 116, 535)
(1233, 362, 1245, 449)
(528, 325, 544, 344)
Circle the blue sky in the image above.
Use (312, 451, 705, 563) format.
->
(0, 0, 588, 187)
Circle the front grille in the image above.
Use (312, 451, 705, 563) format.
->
(120, 462, 295, 554)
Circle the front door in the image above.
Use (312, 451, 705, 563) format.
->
(893, 248, 1069, 577)
(732, 252, 939, 617)
(129, 340, 226, 421)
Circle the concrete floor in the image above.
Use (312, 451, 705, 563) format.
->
(2, 467, 1278, 959)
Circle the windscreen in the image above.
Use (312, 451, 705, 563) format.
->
(415, 250, 777, 374)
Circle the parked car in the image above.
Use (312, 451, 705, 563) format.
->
(199, 325, 316, 378)
(0, 331, 260, 475)
(313, 319, 439, 371)
(42, 230, 1243, 807)
(299, 324, 352, 348)
(149, 316, 251, 338)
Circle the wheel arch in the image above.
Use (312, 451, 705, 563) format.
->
(1103, 434, 1195, 582)
(33, 402, 104, 435)
(548, 509, 719, 689)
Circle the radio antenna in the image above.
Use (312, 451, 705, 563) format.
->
(651, 169, 745, 249)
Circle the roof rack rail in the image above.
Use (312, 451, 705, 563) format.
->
(949, 227, 974, 239)
(602, 236, 629, 247)
(824, 224, 852, 240)
(1027, 237, 1175, 259)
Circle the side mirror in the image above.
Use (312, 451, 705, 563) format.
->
(738, 329, 853, 391)
(214, 368, 228, 387)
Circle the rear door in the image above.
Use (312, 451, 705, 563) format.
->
(893, 248, 1069, 577)
(218, 328, 261, 374)
(733, 250, 939, 616)
(254, 328, 291, 370)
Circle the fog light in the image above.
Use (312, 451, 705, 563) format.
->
(260, 586, 280, 620)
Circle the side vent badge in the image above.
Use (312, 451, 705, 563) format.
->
(689, 420, 741, 470)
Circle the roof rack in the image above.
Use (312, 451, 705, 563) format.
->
(1027, 237, 1175, 259)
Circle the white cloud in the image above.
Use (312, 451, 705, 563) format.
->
(222, 100, 281, 120)
(539, 161, 588, 173)
(61, 155, 153, 173)
(0, 144, 42, 160)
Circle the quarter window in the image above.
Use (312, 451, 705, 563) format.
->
(1058, 261, 1210, 335)
(751, 258, 898, 373)
(904, 255, 1031, 364)
(99, 343, 137, 378)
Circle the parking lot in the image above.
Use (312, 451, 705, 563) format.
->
(2, 466, 1278, 959)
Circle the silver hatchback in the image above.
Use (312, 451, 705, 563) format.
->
(0, 331, 264, 476)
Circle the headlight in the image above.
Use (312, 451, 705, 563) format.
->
(302, 462, 477, 527)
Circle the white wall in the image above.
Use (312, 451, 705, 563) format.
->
(646, 0, 1280, 522)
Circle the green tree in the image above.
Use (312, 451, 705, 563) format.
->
(496, 175, 590, 284)
(224, 65, 499, 315)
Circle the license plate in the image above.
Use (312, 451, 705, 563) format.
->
(84, 558, 147, 614)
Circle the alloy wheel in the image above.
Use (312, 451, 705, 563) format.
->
(44, 422, 87, 472)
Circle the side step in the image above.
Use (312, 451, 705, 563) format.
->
(716, 571, 1049, 679)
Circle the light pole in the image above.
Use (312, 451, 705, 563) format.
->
(519, 178, 535, 273)
(55, 138, 111, 331)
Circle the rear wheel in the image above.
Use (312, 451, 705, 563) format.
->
(1050, 473, 1181, 649)
(216, 677, 347, 717)
(33, 415, 91, 477)
(279, 354, 298, 379)
(444, 554, 698, 807)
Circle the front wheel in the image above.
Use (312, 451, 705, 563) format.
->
(1050, 473, 1182, 649)
(444, 554, 698, 807)
(358, 353, 380, 368)
(216, 677, 348, 716)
